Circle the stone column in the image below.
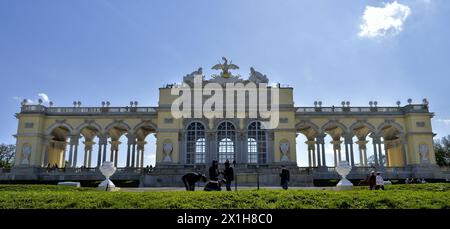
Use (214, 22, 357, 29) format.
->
(88, 149, 92, 167)
(97, 136, 107, 167)
(97, 144, 102, 167)
(73, 142, 79, 167)
(316, 134, 326, 167)
(131, 142, 137, 167)
(356, 138, 368, 166)
(400, 136, 408, 166)
(140, 149, 145, 168)
(137, 140, 147, 168)
(315, 136, 322, 167)
(68, 142, 74, 167)
(110, 140, 121, 167)
(209, 132, 217, 162)
(102, 138, 107, 163)
(345, 134, 355, 166)
(377, 142, 383, 167)
(384, 144, 390, 167)
(344, 138, 350, 162)
(179, 132, 186, 164)
(126, 134, 135, 167)
(331, 140, 342, 166)
(321, 141, 326, 166)
(267, 131, 275, 164)
(372, 135, 380, 166)
(41, 136, 53, 167)
(83, 140, 94, 167)
(306, 140, 315, 167)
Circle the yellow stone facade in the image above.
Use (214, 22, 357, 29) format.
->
(12, 60, 438, 185)
(14, 87, 436, 170)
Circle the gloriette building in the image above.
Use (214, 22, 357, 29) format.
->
(3, 58, 444, 186)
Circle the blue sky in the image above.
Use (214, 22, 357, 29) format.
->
(1, 0, 449, 166)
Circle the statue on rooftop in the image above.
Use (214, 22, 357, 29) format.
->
(211, 57, 239, 79)
(249, 67, 269, 84)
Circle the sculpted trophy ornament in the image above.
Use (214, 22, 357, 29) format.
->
(280, 142, 289, 162)
(98, 161, 119, 191)
(163, 143, 173, 162)
(21, 146, 31, 165)
(183, 67, 204, 84)
(418, 144, 429, 164)
(336, 161, 353, 190)
(249, 67, 269, 84)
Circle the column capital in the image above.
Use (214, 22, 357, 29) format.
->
(370, 133, 381, 143)
(316, 134, 326, 143)
(342, 133, 354, 142)
(69, 134, 80, 145)
(110, 140, 121, 151)
(98, 135, 108, 145)
(305, 140, 316, 146)
(127, 134, 136, 144)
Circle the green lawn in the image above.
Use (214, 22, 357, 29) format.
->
(0, 183, 449, 209)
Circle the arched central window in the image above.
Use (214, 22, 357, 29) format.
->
(217, 121, 236, 163)
(248, 121, 267, 164)
(186, 122, 206, 164)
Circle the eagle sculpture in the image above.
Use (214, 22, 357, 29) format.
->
(211, 57, 239, 78)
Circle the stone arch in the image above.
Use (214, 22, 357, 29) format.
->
(296, 120, 320, 132)
(185, 119, 208, 130)
(321, 120, 348, 140)
(321, 120, 348, 133)
(377, 120, 405, 136)
(349, 120, 376, 140)
(45, 121, 74, 136)
(348, 120, 376, 133)
(295, 120, 320, 140)
(104, 120, 131, 134)
(133, 120, 157, 132)
(215, 119, 238, 130)
(75, 121, 103, 136)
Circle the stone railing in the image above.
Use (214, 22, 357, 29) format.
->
(296, 104, 429, 115)
(20, 105, 157, 115)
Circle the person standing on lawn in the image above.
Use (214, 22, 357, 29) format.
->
(280, 165, 290, 190)
(209, 160, 220, 181)
(375, 172, 385, 190)
(222, 160, 234, 191)
(368, 171, 376, 190)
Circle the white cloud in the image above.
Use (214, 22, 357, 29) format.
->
(358, 1, 411, 38)
(14, 93, 51, 105)
(436, 119, 450, 125)
(38, 93, 50, 103)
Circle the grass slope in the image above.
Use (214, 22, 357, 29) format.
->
(0, 183, 448, 209)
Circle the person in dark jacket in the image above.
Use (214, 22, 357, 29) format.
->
(222, 160, 234, 191)
(280, 165, 290, 190)
(209, 160, 220, 181)
(368, 171, 376, 190)
(182, 172, 207, 191)
(203, 179, 225, 191)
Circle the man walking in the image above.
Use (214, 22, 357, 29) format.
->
(222, 160, 234, 191)
(280, 165, 290, 190)
(368, 171, 376, 190)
